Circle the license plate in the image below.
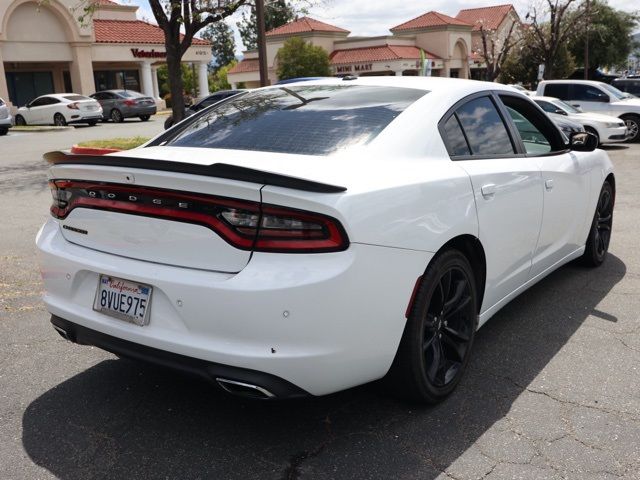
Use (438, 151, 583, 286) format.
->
(93, 275, 152, 326)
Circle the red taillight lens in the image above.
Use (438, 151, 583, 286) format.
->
(124, 99, 136, 106)
(67, 102, 79, 110)
(49, 181, 349, 253)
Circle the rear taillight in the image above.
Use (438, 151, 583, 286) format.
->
(67, 102, 79, 110)
(124, 99, 136, 106)
(49, 180, 348, 253)
(0, 98, 5, 106)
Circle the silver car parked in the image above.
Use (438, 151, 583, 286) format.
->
(90, 89, 157, 123)
(0, 97, 12, 135)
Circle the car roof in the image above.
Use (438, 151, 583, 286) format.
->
(531, 96, 561, 102)
(539, 79, 608, 87)
(258, 76, 519, 98)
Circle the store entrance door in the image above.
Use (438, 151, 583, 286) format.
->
(6, 71, 54, 107)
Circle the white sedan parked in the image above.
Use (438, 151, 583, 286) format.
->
(37, 78, 614, 403)
(15, 94, 103, 127)
(532, 95, 628, 145)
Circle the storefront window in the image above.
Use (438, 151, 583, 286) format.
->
(93, 70, 141, 93)
(6, 72, 54, 107)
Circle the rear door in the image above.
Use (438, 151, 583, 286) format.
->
(440, 93, 543, 313)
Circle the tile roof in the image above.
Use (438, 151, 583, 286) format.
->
(93, 19, 209, 45)
(228, 59, 260, 74)
(330, 45, 440, 64)
(391, 11, 471, 31)
(266, 16, 349, 37)
(456, 4, 515, 31)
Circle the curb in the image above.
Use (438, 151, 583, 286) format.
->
(10, 126, 73, 132)
(71, 145, 122, 155)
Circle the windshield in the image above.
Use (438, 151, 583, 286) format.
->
(602, 83, 634, 100)
(553, 99, 581, 114)
(166, 85, 428, 156)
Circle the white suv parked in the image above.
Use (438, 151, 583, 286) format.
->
(536, 80, 640, 142)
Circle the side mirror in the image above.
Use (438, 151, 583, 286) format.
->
(570, 131, 598, 152)
(554, 109, 568, 116)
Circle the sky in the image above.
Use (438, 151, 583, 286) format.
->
(122, 0, 638, 54)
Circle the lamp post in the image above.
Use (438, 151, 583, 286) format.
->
(584, 0, 590, 79)
(256, 0, 268, 86)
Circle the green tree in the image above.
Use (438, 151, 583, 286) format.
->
(201, 20, 237, 73)
(238, 0, 297, 50)
(276, 37, 330, 80)
(209, 61, 237, 91)
(526, 0, 587, 79)
(501, 28, 575, 85)
(568, 1, 639, 70)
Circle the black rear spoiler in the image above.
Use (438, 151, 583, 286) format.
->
(44, 151, 347, 194)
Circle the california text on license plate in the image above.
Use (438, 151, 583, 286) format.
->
(93, 275, 152, 326)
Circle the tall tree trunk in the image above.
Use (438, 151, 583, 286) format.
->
(165, 34, 185, 123)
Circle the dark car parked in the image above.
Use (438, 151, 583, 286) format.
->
(568, 69, 619, 84)
(90, 90, 157, 123)
(164, 89, 246, 129)
(611, 78, 640, 97)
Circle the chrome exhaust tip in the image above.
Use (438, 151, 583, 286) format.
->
(216, 378, 276, 399)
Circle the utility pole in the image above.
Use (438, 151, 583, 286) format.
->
(256, 0, 268, 86)
(584, 0, 590, 79)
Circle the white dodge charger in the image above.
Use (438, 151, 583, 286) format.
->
(36, 77, 614, 403)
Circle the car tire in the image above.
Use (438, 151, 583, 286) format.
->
(88, 120, 98, 126)
(15, 115, 26, 126)
(0, 128, 7, 136)
(110, 109, 124, 123)
(164, 117, 174, 129)
(581, 181, 613, 267)
(139, 115, 150, 122)
(53, 113, 67, 127)
(384, 249, 478, 403)
(585, 127, 600, 147)
(621, 114, 640, 143)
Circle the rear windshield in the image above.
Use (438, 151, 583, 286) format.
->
(166, 85, 428, 156)
(117, 90, 144, 98)
(64, 95, 91, 101)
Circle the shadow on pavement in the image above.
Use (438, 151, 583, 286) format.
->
(22, 255, 626, 479)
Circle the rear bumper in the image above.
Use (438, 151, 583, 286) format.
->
(122, 105, 157, 117)
(50, 315, 308, 399)
(68, 113, 103, 124)
(0, 115, 11, 127)
(37, 218, 432, 396)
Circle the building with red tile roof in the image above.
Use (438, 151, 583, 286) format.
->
(0, 0, 212, 109)
(266, 17, 350, 37)
(390, 11, 472, 32)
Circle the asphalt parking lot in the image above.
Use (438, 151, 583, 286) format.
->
(1, 123, 639, 479)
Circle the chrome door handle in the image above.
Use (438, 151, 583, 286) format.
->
(545, 179, 554, 190)
(481, 184, 496, 198)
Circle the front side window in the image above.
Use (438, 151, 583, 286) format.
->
(500, 95, 563, 155)
(572, 85, 609, 102)
(535, 100, 558, 114)
(166, 85, 428, 156)
(454, 96, 515, 156)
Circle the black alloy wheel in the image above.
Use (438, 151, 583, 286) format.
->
(582, 181, 613, 267)
(622, 115, 639, 142)
(53, 113, 67, 126)
(15, 115, 26, 126)
(385, 249, 478, 403)
(110, 109, 124, 123)
(139, 115, 150, 122)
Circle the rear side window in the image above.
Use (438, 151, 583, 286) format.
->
(544, 84, 570, 100)
(453, 96, 515, 156)
(166, 85, 428, 156)
(442, 115, 470, 156)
